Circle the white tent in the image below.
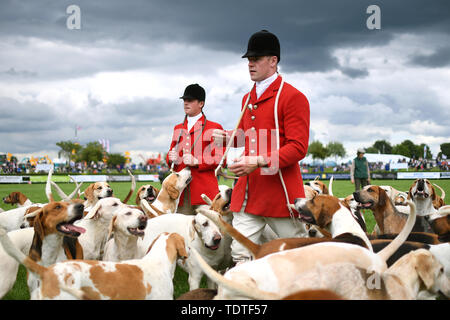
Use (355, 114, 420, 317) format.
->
(300, 153, 410, 166)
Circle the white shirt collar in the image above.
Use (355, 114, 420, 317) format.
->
(255, 72, 278, 99)
(187, 112, 202, 132)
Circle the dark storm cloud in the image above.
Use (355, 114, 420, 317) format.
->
(409, 46, 450, 68)
(1, 0, 449, 75)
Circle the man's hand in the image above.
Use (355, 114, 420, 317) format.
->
(212, 129, 229, 146)
(168, 150, 178, 163)
(182, 150, 199, 167)
(228, 156, 267, 176)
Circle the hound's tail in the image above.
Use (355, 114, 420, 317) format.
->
(122, 169, 136, 204)
(196, 208, 260, 259)
(189, 247, 279, 300)
(328, 176, 334, 196)
(0, 227, 46, 277)
(46, 168, 54, 202)
(433, 183, 446, 201)
(376, 199, 416, 263)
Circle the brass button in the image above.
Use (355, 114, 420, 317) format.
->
(251, 115, 256, 120)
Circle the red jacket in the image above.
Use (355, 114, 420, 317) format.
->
(229, 75, 310, 218)
(166, 115, 224, 206)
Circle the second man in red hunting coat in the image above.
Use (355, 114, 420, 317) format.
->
(167, 83, 224, 215)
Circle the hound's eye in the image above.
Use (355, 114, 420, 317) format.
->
(125, 212, 132, 216)
(175, 173, 180, 177)
(97, 187, 102, 190)
(112, 203, 119, 206)
(367, 188, 373, 192)
(202, 221, 208, 227)
(55, 205, 61, 210)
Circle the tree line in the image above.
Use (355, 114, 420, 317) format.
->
(56, 140, 127, 168)
(307, 139, 450, 162)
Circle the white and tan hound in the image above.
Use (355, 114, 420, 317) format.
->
(3, 191, 33, 208)
(0, 230, 187, 300)
(139, 168, 192, 218)
(103, 206, 148, 262)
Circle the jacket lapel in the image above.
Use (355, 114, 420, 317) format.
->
(253, 75, 282, 105)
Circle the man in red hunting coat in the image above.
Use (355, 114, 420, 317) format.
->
(213, 30, 310, 263)
(167, 84, 224, 215)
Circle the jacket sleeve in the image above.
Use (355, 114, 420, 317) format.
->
(262, 90, 310, 169)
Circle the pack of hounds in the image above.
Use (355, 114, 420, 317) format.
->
(0, 169, 449, 300)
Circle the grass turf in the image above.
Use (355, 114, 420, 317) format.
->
(1, 177, 448, 299)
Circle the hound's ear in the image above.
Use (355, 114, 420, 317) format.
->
(407, 185, 414, 201)
(84, 184, 95, 203)
(107, 216, 117, 240)
(167, 185, 180, 200)
(30, 211, 45, 261)
(317, 210, 332, 229)
(173, 234, 188, 261)
(415, 251, 436, 290)
(378, 188, 388, 208)
(322, 184, 329, 195)
(430, 185, 437, 201)
(84, 203, 102, 220)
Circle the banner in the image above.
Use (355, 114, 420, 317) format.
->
(0, 176, 24, 183)
(70, 175, 108, 182)
(397, 172, 440, 179)
(137, 174, 160, 182)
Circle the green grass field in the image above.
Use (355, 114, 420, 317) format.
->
(1, 177, 449, 300)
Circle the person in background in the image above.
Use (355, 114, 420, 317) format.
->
(350, 148, 370, 191)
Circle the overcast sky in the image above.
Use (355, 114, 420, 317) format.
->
(1, 0, 449, 164)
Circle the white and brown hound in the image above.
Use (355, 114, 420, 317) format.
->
(0, 230, 187, 300)
(103, 206, 148, 262)
(139, 168, 192, 218)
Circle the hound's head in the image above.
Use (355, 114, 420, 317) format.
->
(135, 185, 159, 206)
(192, 213, 223, 250)
(353, 185, 390, 210)
(3, 191, 27, 205)
(108, 206, 148, 239)
(83, 197, 123, 222)
(408, 179, 436, 202)
(305, 180, 329, 195)
(394, 249, 450, 299)
(293, 194, 343, 228)
(394, 193, 408, 206)
(83, 182, 114, 205)
(209, 186, 232, 216)
(161, 167, 192, 200)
